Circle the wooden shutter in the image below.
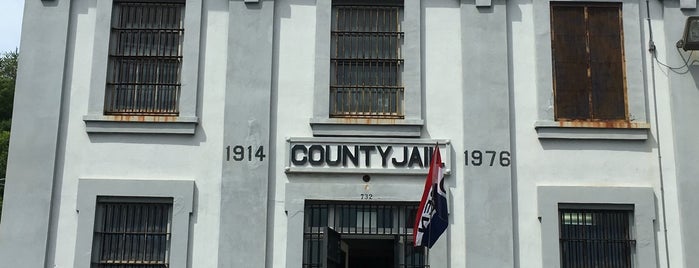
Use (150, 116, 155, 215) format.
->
(551, 5, 589, 120)
(551, 3, 627, 121)
(588, 5, 626, 120)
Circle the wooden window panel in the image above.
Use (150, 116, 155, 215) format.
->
(588, 6, 626, 120)
(551, 3, 627, 121)
(551, 6, 589, 120)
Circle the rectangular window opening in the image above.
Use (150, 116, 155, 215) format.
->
(104, 0, 186, 116)
(91, 197, 173, 268)
(330, 0, 405, 119)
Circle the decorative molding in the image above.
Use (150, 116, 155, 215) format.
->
(476, 0, 492, 7)
(83, 115, 198, 134)
(535, 121, 650, 140)
(681, 0, 697, 9)
(309, 118, 424, 137)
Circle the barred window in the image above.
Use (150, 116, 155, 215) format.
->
(330, 0, 404, 118)
(559, 207, 635, 268)
(105, 0, 185, 115)
(91, 197, 173, 268)
(550, 2, 627, 121)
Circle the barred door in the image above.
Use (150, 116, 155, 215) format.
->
(303, 201, 428, 268)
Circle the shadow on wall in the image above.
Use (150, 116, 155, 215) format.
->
(539, 137, 653, 153)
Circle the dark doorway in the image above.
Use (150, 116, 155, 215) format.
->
(302, 201, 428, 268)
(345, 239, 394, 268)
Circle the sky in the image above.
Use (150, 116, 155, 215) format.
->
(0, 0, 24, 53)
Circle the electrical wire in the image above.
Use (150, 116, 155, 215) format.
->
(652, 48, 693, 74)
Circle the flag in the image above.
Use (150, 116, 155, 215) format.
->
(413, 145, 448, 248)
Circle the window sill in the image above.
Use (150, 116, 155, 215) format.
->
(534, 120, 650, 140)
(310, 118, 423, 137)
(83, 115, 198, 134)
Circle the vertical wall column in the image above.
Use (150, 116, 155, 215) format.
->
(0, 0, 71, 267)
(218, 0, 275, 267)
(460, 1, 515, 267)
(664, 4, 699, 267)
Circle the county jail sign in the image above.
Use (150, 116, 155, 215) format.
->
(285, 137, 452, 175)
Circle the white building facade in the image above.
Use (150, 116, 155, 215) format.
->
(1, 0, 698, 267)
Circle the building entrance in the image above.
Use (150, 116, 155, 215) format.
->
(302, 201, 427, 268)
(345, 238, 394, 268)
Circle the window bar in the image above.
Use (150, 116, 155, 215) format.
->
(124, 204, 132, 264)
(101, 204, 111, 264)
(148, 204, 156, 263)
(121, 205, 133, 262)
(111, 203, 120, 264)
(113, 203, 121, 264)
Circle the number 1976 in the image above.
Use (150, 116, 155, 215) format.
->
(465, 150, 511, 167)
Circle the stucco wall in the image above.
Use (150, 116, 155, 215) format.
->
(3, 0, 697, 267)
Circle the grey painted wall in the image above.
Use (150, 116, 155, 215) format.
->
(218, 0, 275, 267)
(2, 0, 693, 267)
(461, 0, 515, 267)
(663, 2, 699, 267)
(0, 0, 71, 267)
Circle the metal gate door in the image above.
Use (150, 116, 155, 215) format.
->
(302, 201, 428, 268)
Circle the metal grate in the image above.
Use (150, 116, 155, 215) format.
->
(105, 0, 185, 116)
(559, 208, 634, 268)
(330, 0, 404, 118)
(91, 197, 173, 268)
(303, 201, 428, 268)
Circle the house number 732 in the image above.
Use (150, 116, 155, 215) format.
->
(464, 150, 511, 167)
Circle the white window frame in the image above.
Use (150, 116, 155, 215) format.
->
(537, 186, 657, 268)
(533, 0, 650, 140)
(74, 179, 194, 268)
(310, 0, 423, 137)
(83, 0, 202, 134)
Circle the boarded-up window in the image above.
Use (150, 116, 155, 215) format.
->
(551, 2, 627, 121)
(330, 0, 404, 118)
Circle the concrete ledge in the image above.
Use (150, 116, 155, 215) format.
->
(535, 121, 650, 140)
(476, 0, 492, 7)
(83, 115, 198, 134)
(681, 0, 697, 9)
(310, 118, 423, 137)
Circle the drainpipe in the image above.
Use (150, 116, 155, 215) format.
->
(645, 0, 672, 267)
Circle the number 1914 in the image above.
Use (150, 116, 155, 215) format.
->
(225, 145, 266, 161)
